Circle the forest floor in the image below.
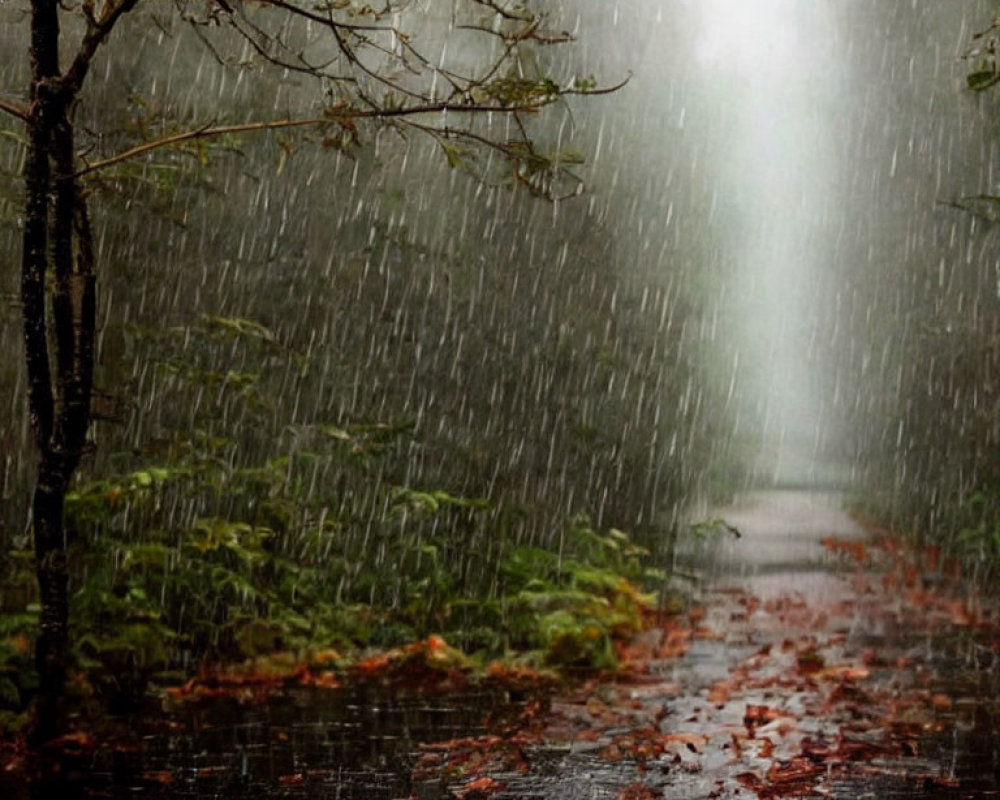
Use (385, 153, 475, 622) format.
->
(7, 490, 1000, 799)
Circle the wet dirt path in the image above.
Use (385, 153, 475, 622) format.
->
(430, 491, 1000, 800)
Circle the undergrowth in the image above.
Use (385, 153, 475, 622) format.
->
(0, 315, 669, 725)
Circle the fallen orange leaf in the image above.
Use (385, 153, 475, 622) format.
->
(617, 783, 659, 800)
(766, 757, 823, 784)
(661, 732, 710, 753)
(455, 776, 505, 797)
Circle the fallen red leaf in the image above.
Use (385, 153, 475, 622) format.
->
(736, 771, 765, 792)
(42, 731, 96, 752)
(355, 653, 391, 674)
(195, 767, 227, 779)
(765, 757, 823, 784)
(658, 626, 691, 659)
(617, 783, 659, 800)
(821, 664, 870, 682)
(826, 680, 873, 707)
(821, 537, 868, 564)
(454, 776, 505, 797)
(708, 679, 733, 705)
(796, 646, 825, 675)
(661, 732, 710, 753)
(744, 704, 781, 737)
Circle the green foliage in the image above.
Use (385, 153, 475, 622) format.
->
(24, 303, 669, 706)
(856, 481, 1000, 584)
(0, 548, 39, 729)
(495, 517, 659, 670)
(942, 489, 1000, 569)
(63, 443, 659, 688)
(482, 75, 561, 107)
(967, 68, 1000, 91)
(965, 17, 1000, 91)
(0, 608, 38, 728)
(2, 124, 693, 708)
(688, 517, 741, 541)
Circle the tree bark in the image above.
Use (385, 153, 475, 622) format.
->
(30, 453, 71, 746)
(22, 0, 96, 746)
(22, 2, 58, 452)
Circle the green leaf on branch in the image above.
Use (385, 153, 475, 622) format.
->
(967, 68, 1000, 91)
(439, 141, 471, 170)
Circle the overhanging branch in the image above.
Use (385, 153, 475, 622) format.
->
(75, 101, 560, 177)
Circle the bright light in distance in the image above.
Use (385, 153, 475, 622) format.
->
(695, 0, 799, 67)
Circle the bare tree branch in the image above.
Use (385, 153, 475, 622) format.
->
(61, 0, 141, 97)
(247, 0, 398, 34)
(228, 11, 358, 85)
(0, 97, 31, 122)
(199, 0, 570, 106)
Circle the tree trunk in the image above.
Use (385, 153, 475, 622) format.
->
(22, 0, 97, 746)
(30, 453, 71, 746)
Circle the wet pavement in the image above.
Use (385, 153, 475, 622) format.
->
(17, 490, 1000, 799)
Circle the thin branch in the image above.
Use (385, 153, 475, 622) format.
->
(61, 0, 140, 97)
(326, 19, 432, 102)
(401, 119, 584, 201)
(228, 0, 542, 102)
(74, 101, 554, 177)
(251, 0, 398, 34)
(471, 0, 534, 23)
(456, 19, 572, 46)
(563, 73, 632, 97)
(228, 12, 355, 84)
(466, 19, 539, 95)
(0, 97, 31, 123)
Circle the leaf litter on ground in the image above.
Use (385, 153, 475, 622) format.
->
(411, 524, 1000, 799)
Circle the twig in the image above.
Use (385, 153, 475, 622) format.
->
(563, 73, 633, 97)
